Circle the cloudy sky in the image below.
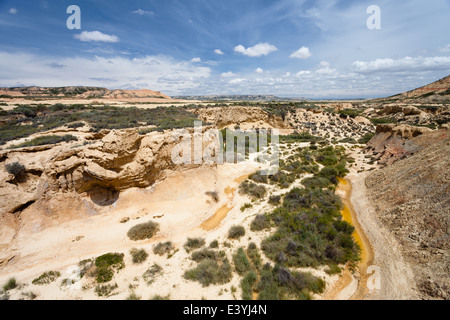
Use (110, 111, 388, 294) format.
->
(0, 0, 449, 98)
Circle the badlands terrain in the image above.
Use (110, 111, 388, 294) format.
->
(0, 76, 449, 300)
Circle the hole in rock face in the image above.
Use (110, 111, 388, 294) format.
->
(88, 186, 120, 206)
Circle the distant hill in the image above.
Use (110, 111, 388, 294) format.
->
(376, 75, 450, 102)
(172, 95, 306, 102)
(0, 86, 171, 100)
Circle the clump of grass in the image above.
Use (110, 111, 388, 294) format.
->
(184, 237, 205, 252)
(247, 243, 262, 270)
(250, 214, 271, 231)
(126, 292, 142, 300)
(130, 248, 148, 264)
(325, 264, 342, 275)
(94, 253, 125, 283)
(2, 278, 17, 291)
(127, 221, 160, 241)
(153, 241, 174, 256)
(9, 135, 77, 149)
(151, 294, 170, 300)
(32, 271, 61, 285)
(239, 180, 267, 199)
(5, 162, 26, 179)
(240, 203, 253, 212)
(184, 257, 232, 287)
(228, 225, 246, 240)
(95, 283, 118, 297)
(233, 248, 251, 276)
(209, 240, 219, 248)
(241, 271, 258, 300)
(191, 248, 220, 263)
(143, 264, 162, 285)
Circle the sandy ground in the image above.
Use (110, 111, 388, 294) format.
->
(0, 140, 418, 300)
(349, 172, 420, 299)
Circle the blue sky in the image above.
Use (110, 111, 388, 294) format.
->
(0, 0, 449, 98)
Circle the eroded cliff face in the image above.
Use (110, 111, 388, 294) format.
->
(0, 128, 217, 215)
(365, 129, 450, 299)
(366, 124, 433, 165)
(191, 106, 289, 129)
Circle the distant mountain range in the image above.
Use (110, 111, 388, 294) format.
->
(171, 95, 307, 102)
(0, 86, 170, 100)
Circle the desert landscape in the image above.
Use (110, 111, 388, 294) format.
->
(0, 76, 448, 301)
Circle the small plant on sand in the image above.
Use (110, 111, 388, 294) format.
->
(153, 241, 174, 256)
(95, 283, 118, 297)
(2, 278, 17, 291)
(142, 264, 163, 285)
(32, 271, 61, 285)
(184, 237, 205, 252)
(94, 253, 125, 283)
(228, 225, 245, 240)
(127, 221, 160, 241)
(130, 248, 148, 264)
(233, 248, 251, 275)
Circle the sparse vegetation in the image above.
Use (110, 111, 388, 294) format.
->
(32, 271, 61, 285)
(95, 253, 125, 283)
(2, 278, 17, 291)
(95, 283, 118, 297)
(153, 241, 175, 256)
(130, 248, 148, 264)
(250, 214, 271, 231)
(9, 135, 77, 149)
(241, 271, 258, 300)
(184, 256, 232, 287)
(184, 237, 205, 251)
(127, 221, 159, 241)
(233, 248, 251, 275)
(238, 180, 267, 199)
(5, 162, 26, 179)
(143, 264, 163, 285)
(228, 225, 246, 240)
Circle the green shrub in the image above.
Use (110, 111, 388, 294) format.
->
(143, 264, 162, 285)
(239, 180, 267, 199)
(184, 238, 205, 251)
(151, 294, 170, 300)
(95, 283, 118, 297)
(241, 271, 258, 300)
(32, 271, 61, 285)
(191, 248, 219, 262)
(228, 225, 245, 240)
(247, 243, 262, 270)
(233, 248, 251, 275)
(240, 203, 253, 212)
(209, 240, 219, 248)
(126, 292, 142, 300)
(95, 253, 125, 283)
(127, 221, 159, 241)
(9, 135, 78, 149)
(2, 278, 17, 291)
(130, 248, 148, 264)
(153, 241, 174, 256)
(325, 264, 342, 275)
(5, 162, 26, 178)
(269, 195, 281, 205)
(184, 258, 232, 287)
(250, 214, 271, 231)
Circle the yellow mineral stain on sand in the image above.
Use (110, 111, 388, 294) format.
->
(201, 174, 250, 231)
(325, 177, 374, 300)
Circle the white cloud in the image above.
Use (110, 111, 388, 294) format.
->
(352, 56, 450, 73)
(191, 57, 202, 63)
(0, 52, 210, 95)
(296, 70, 311, 77)
(439, 45, 450, 53)
(290, 46, 311, 59)
(214, 49, 224, 55)
(9, 8, 17, 14)
(229, 78, 246, 84)
(74, 31, 119, 43)
(131, 9, 155, 16)
(221, 71, 236, 77)
(234, 43, 278, 57)
(255, 67, 264, 73)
